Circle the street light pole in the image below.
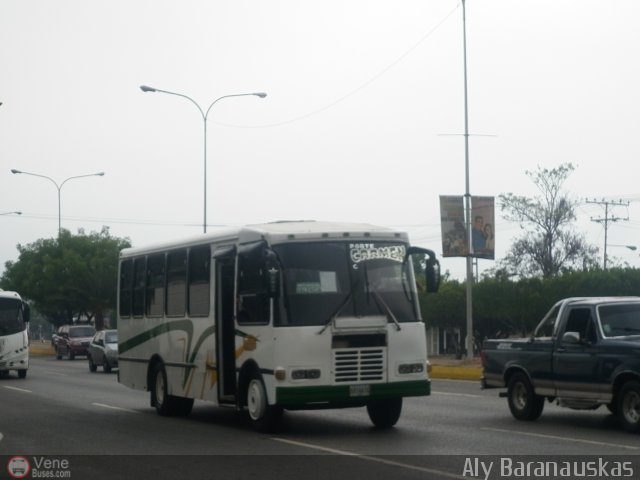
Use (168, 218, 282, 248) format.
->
(461, 0, 474, 360)
(10, 169, 104, 236)
(140, 85, 267, 233)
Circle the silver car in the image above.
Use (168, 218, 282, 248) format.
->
(87, 330, 118, 373)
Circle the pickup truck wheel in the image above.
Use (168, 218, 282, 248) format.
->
(617, 380, 640, 433)
(507, 372, 544, 421)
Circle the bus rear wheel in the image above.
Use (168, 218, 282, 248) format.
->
(246, 374, 282, 432)
(367, 398, 402, 428)
(151, 363, 193, 417)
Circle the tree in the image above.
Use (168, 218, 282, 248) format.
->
(0, 227, 130, 329)
(498, 163, 598, 278)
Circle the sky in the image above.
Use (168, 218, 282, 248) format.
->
(2, 0, 640, 281)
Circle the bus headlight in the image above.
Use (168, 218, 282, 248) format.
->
(291, 368, 321, 380)
(398, 362, 425, 375)
(274, 367, 286, 381)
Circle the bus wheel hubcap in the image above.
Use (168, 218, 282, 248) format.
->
(248, 380, 265, 420)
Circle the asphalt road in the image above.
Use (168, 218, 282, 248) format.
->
(1, 356, 639, 479)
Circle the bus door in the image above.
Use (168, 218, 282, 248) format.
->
(214, 246, 237, 403)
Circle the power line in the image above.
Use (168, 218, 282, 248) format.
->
(210, 4, 461, 129)
(586, 198, 631, 270)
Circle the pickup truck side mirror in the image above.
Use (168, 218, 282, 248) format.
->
(562, 331, 581, 344)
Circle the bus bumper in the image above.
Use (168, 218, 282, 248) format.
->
(275, 379, 430, 407)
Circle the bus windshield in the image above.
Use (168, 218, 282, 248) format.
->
(273, 242, 418, 327)
(0, 298, 25, 336)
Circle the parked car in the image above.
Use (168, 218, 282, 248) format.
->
(87, 329, 118, 373)
(51, 326, 62, 347)
(54, 325, 96, 360)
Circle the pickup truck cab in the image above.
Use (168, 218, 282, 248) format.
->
(482, 297, 640, 433)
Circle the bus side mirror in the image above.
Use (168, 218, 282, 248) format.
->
(264, 250, 281, 298)
(23, 302, 31, 323)
(425, 258, 440, 294)
(407, 247, 440, 294)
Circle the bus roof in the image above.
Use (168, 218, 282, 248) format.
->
(120, 220, 409, 258)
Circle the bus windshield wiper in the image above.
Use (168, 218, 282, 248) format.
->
(371, 290, 401, 331)
(317, 285, 356, 335)
(363, 262, 401, 331)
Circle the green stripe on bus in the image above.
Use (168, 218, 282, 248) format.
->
(275, 380, 430, 405)
(118, 319, 195, 355)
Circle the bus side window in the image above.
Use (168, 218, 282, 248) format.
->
(237, 246, 269, 325)
(119, 260, 133, 318)
(146, 254, 166, 317)
(166, 250, 187, 317)
(132, 258, 146, 318)
(188, 245, 210, 316)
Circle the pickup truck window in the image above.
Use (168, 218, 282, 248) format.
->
(598, 303, 640, 337)
(534, 303, 560, 338)
(563, 307, 597, 343)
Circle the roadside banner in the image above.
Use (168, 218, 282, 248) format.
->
(440, 196, 468, 257)
(470, 196, 495, 259)
(440, 195, 495, 259)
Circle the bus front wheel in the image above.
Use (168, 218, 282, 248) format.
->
(246, 374, 282, 432)
(367, 398, 402, 428)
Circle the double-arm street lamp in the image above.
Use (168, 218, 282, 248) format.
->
(10, 169, 105, 236)
(140, 85, 266, 233)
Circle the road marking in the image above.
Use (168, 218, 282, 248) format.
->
(482, 427, 639, 451)
(432, 391, 482, 399)
(271, 437, 465, 479)
(91, 402, 139, 414)
(3, 385, 32, 393)
(40, 369, 68, 377)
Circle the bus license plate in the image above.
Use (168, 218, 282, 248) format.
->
(349, 384, 370, 397)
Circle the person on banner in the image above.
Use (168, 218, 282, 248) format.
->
(472, 215, 486, 252)
(484, 223, 495, 252)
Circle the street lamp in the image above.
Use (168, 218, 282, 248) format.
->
(10, 169, 104, 235)
(140, 85, 267, 233)
(0, 211, 22, 216)
(608, 244, 637, 251)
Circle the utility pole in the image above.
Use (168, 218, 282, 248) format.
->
(587, 198, 630, 270)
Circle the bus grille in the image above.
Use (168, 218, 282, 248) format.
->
(333, 348, 386, 383)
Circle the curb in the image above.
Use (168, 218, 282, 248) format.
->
(430, 365, 482, 381)
(29, 344, 55, 356)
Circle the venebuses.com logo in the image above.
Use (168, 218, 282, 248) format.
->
(6, 455, 72, 479)
(6, 456, 30, 479)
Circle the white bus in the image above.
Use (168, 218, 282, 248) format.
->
(0, 290, 30, 379)
(117, 221, 439, 430)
